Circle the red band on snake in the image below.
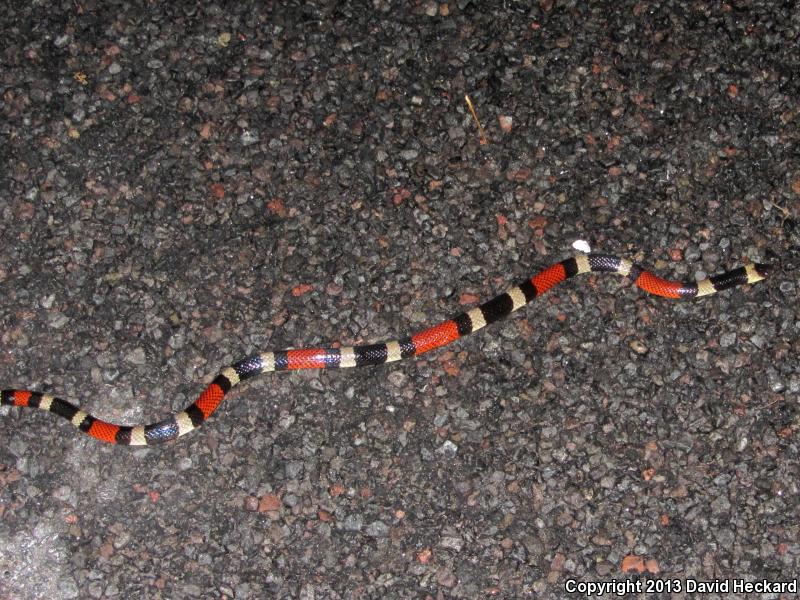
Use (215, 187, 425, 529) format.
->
(1, 253, 772, 446)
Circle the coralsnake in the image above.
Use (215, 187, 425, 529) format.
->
(1, 253, 771, 446)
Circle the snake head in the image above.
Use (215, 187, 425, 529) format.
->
(753, 262, 775, 279)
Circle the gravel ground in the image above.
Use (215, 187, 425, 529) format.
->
(1, 1, 798, 599)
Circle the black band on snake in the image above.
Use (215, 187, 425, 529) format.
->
(1, 253, 772, 446)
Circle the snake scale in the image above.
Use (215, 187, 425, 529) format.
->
(1, 253, 771, 445)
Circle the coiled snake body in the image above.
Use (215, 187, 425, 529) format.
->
(1, 253, 771, 446)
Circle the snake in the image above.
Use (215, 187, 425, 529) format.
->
(1, 253, 771, 446)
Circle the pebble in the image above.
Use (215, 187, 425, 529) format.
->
(341, 514, 363, 532)
(365, 520, 389, 537)
(124, 347, 147, 365)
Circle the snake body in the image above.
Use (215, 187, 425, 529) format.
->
(1, 253, 771, 446)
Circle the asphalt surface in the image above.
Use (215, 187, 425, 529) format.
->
(1, 1, 798, 599)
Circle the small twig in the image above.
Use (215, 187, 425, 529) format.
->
(464, 94, 488, 145)
(766, 199, 792, 226)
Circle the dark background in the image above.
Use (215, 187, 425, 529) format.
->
(1, 1, 797, 598)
